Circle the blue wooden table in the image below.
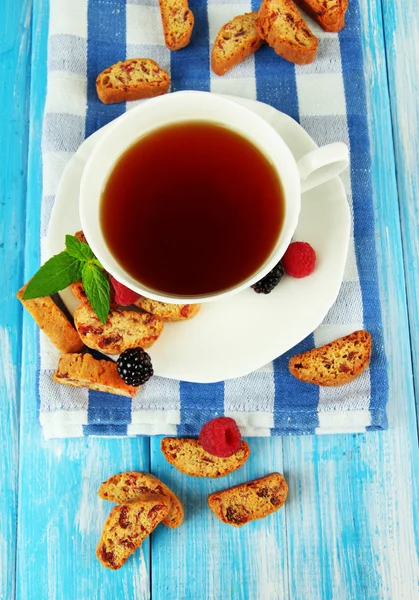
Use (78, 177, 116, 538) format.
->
(1, 1, 419, 598)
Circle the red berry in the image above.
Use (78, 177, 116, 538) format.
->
(111, 277, 140, 306)
(199, 417, 242, 458)
(282, 242, 316, 278)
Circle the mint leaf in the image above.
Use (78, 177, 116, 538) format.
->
(66, 234, 93, 262)
(82, 262, 110, 324)
(91, 257, 104, 269)
(23, 252, 82, 299)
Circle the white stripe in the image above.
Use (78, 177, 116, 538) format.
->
(315, 409, 371, 434)
(41, 151, 74, 197)
(127, 423, 178, 435)
(39, 330, 61, 372)
(132, 377, 181, 414)
(49, 0, 87, 38)
(40, 409, 88, 426)
(126, 4, 165, 46)
(225, 410, 275, 430)
(130, 410, 181, 425)
(224, 372, 276, 416)
(45, 72, 87, 116)
(238, 427, 273, 437)
(297, 73, 346, 116)
(42, 425, 84, 439)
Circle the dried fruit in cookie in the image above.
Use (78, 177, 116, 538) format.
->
(207, 472, 288, 527)
(161, 437, 250, 477)
(96, 496, 169, 569)
(98, 471, 184, 529)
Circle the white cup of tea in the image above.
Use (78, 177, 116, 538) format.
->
(80, 91, 349, 304)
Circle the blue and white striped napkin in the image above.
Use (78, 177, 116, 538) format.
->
(39, 0, 388, 439)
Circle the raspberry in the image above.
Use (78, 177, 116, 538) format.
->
(199, 417, 242, 458)
(282, 242, 316, 278)
(111, 277, 140, 306)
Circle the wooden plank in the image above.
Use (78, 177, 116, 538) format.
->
(0, 1, 32, 598)
(381, 0, 419, 419)
(283, 0, 419, 598)
(16, 2, 151, 598)
(150, 437, 288, 600)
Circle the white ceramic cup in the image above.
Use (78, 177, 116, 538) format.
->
(80, 91, 349, 303)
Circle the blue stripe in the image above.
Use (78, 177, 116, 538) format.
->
(251, 0, 299, 122)
(178, 382, 225, 436)
(339, 0, 388, 426)
(273, 335, 319, 433)
(87, 389, 132, 425)
(170, 0, 210, 92)
(85, 0, 127, 137)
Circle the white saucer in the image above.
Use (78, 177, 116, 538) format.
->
(46, 96, 350, 383)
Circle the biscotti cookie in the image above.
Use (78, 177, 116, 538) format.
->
(161, 438, 250, 478)
(17, 286, 84, 354)
(74, 230, 87, 244)
(96, 496, 169, 569)
(96, 59, 170, 105)
(294, 0, 348, 32)
(159, 0, 194, 50)
(70, 280, 88, 304)
(74, 303, 164, 354)
(211, 12, 263, 76)
(98, 471, 184, 529)
(208, 472, 288, 527)
(53, 353, 139, 397)
(134, 297, 200, 321)
(256, 0, 318, 65)
(289, 330, 372, 386)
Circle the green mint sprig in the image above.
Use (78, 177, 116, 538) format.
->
(23, 234, 111, 324)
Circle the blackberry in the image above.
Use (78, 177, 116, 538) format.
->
(251, 261, 284, 294)
(117, 348, 154, 386)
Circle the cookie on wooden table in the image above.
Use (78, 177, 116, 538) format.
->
(289, 330, 372, 386)
(161, 438, 250, 478)
(96, 496, 170, 569)
(96, 59, 170, 105)
(98, 471, 184, 529)
(256, 0, 318, 64)
(207, 472, 288, 527)
(74, 303, 164, 354)
(211, 12, 264, 76)
(53, 353, 139, 398)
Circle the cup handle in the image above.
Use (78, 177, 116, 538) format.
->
(297, 142, 349, 193)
